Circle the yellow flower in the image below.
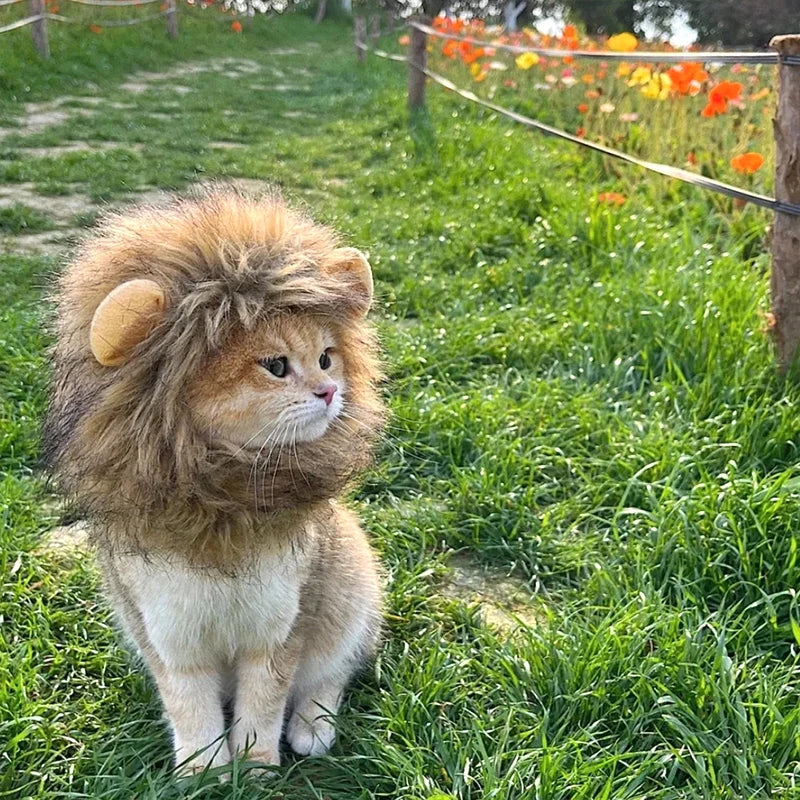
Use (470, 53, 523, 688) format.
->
(627, 66, 652, 87)
(640, 72, 671, 100)
(515, 52, 540, 70)
(616, 61, 632, 77)
(607, 32, 638, 52)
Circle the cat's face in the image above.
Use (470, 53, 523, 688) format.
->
(189, 314, 347, 451)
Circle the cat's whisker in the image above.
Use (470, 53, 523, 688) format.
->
(247, 409, 293, 505)
(291, 421, 311, 488)
(257, 421, 293, 509)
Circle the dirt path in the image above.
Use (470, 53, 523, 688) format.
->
(0, 54, 315, 256)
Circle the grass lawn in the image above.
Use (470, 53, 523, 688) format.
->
(3, 9, 800, 800)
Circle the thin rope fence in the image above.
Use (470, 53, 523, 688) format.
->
(358, 40, 800, 217)
(0, 0, 179, 49)
(46, 9, 169, 24)
(411, 21, 800, 66)
(63, 0, 163, 6)
(0, 13, 42, 33)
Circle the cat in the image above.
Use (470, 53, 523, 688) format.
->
(43, 187, 386, 775)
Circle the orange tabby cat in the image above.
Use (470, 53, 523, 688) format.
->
(44, 188, 385, 774)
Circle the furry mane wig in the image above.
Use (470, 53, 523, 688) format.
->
(43, 187, 384, 564)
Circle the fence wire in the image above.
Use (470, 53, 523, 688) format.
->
(0, 14, 42, 33)
(45, 8, 168, 23)
(360, 43, 800, 217)
(63, 0, 163, 6)
(411, 21, 800, 66)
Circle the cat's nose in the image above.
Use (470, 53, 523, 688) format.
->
(313, 383, 337, 407)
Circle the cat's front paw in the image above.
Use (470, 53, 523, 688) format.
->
(175, 739, 231, 779)
(286, 708, 336, 757)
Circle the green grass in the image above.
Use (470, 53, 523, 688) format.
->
(0, 203, 54, 233)
(3, 9, 800, 800)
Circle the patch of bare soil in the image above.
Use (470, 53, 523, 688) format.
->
(0, 99, 98, 140)
(440, 552, 543, 631)
(38, 519, 90, 552)
(119, 57, 265, 94)
(15, 141, 144, 159)
(1, 180, 272, 255)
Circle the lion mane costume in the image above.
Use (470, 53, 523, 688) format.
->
(43, 187, 384, 568)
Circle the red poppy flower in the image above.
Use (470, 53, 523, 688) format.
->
(666, 62, 708, 96)
(597, 192, 626, 205)
(702, 80, 743, 116)
(730, 152, 764, 173)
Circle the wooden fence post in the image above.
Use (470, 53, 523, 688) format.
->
(354, 15, 366, 62)
(165, 0, 178, 39)
(770, 34, 800, 372)
(29, 0, 49, 58)
(369, 14, 380, 45)
(407, 18, 428, 109)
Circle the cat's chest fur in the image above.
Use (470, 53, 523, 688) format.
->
(115, 545, 310, 669)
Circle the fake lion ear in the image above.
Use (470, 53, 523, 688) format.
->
(89, 278, 167, 367)
(328, 247, 373, 317)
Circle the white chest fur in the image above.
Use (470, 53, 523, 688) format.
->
(116, 548, 305, 670)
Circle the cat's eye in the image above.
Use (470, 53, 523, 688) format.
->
(260, 356, 288, 378)
(319, 349, 332, 370)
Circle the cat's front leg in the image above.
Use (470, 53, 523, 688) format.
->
(230, 643, 300, 766)
(150, 662, 230, 776)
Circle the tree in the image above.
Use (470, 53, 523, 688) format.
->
(679, 0, 800, 46)
(562, 0, 635, 34)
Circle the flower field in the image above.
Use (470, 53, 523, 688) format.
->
(411, 19, 775, 206)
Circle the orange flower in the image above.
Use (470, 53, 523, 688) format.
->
(562, 55, 574, 64)
(398, 34, 410, 46)
(702, 80, 742, 116)
(462, 46, 486, 65)
(585, 89, 600, 99)
(442, 40, 459, 59)
(730, 152, 764, 173)
(231, 20, 242, 32)
(711, 80, 742, 102)
(576, 127, 585, 138)
(702, 96, 727, 117)
(578, 103, 589, 113)
(597, 192, 626, 205)
(89, 23, 103, 33)
(581, 73, 595, 83)
(666, 62, 708, 96)
(562, 24, 577, 39)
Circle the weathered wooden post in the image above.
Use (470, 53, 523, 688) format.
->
(407, 18, 428, 109)
(770, 34, 800, 372)
(368, 13, 380, 45)
(165, 0, 178, 39)
(29, 0, 49, 58)
(354, 15, 366, 62)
